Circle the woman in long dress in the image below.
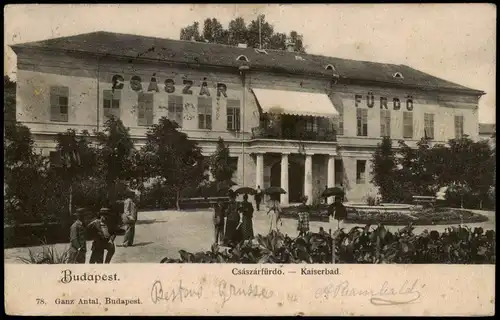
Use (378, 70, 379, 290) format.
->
(267, 195, 282, 233)
(224, 191, 242, 246)
(328, 196, 347, 231)
(240, 194, 255, 240)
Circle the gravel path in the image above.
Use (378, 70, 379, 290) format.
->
(4, 209, 495, 264)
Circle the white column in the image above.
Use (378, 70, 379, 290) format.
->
(280, 153, 289, 205)
(304, 153, 313, 205)
(256, 153, 264, 189)
(327, 155, 335, 204)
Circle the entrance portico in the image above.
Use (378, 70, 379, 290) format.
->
(254, 150, 337, 205)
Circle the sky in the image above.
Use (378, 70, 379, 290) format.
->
(4, 4, 496, 123)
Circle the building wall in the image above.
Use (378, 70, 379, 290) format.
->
(16, 49, 481, 202)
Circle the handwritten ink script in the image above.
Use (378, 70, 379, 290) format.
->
(315, 280, 424, 306)
(151, 280, 203, 304)
(150, 278, 296, 309)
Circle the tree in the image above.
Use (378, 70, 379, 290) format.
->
(227, 17, 248, 46)
(203, 18, 228, 44)
(4, 75, 16, 125)
(247, 15, 275, 49)
(179, 16, 308, 52)
(141, 117, 207, 209)
(370, 137, 397, 202)
(54, 129, 97, 215)
(95, 117, 135, 197)
(209, 138, 236, 185)
(180, 21, 204, 42)
(4, 122, 48, 223)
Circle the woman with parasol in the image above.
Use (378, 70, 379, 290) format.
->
(264, 187, 286, 233)
(324, 186, 347, 231)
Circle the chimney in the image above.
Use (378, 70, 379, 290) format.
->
(286, 38, 295, 52)
(237, 43, 248, 48)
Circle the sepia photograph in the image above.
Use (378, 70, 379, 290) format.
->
(4, 3, 496, 317)
(4, 4, 496, 268)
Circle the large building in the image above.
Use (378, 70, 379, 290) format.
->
(11, 31, 485, 204)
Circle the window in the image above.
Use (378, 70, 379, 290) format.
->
(304, 117, 319, 133)
(393, 72, 404, 79)
(103, 90, 121, 119)
(380, 109, 391, 137)
(50, 86, 69, 122)
(356, 108, 368, 136)
(424, 113, 435, 139)
(49, 151, 61, 168)
(168, 95, 183, 127)
(336, 103, 344, 135)
(403, 112, 413, 139)
(356, 160, 367, 184)
(455, 115, 464, 138)
(137, 93, 154, 126)
(226, 99, 241, 131)
(198, 97, 212, 130)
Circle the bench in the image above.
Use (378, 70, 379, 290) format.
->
(412, 196, 436, 208)
(179, 196, 230, 210)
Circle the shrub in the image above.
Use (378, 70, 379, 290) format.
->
(18, 243, 70, 264)
(160, 225, 495, 264)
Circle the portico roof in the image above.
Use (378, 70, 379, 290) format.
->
(252, 88, 339, 118)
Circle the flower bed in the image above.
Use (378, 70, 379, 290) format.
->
(281, 205, 489, 226)
(344, 208, 488, 225)
(160, 225, 496, 264)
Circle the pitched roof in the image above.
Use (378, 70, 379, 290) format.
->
(479, 123, 496, 135)
(11, 31, 484, 95)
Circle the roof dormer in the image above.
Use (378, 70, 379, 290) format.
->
(325, 64, 338, 73)
(393, 72, 404, 79)
(236, 55, 249, 62)
(255, 48, 268, 55)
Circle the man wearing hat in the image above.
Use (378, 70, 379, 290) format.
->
(88, 208, 116, 264)
(122, 191, 138, 247)
(68, 208, 88, 264)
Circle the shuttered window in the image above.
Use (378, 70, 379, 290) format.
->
(168, 95, 183, 127)
(226, 99, 241, 131)
(198, 97, 212, 130)
(356, 108, 368, 136)
(103, 90, 121, 120)
(403, 112, 413, 139)
(50, 86, 69, 122)
(380, 109, 391, 137)
(138, 93, 154, 126)
(455, 115, 464, 138)
(424, 113, 435, 139)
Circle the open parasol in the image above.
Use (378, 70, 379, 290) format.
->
(322, 187, 345, 198)
(263, 186, 287, 195)
(233, 186, 256, 195)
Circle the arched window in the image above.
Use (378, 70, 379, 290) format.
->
(236, 55, 249, 62)
(393, 72, 404, 79)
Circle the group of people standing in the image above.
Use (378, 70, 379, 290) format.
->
(296, 195, 347, 237)
(213, 190, 255, 247)
(67, 191, 138, 264)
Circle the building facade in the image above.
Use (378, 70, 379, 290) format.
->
(11, 32, 484, 204)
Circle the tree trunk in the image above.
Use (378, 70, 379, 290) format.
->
(460, 195, 464, 209)
(69, 184, 73, 216)
(479, 199, 483, 210)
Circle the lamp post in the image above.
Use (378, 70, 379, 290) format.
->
(239, 65, 250, 186)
